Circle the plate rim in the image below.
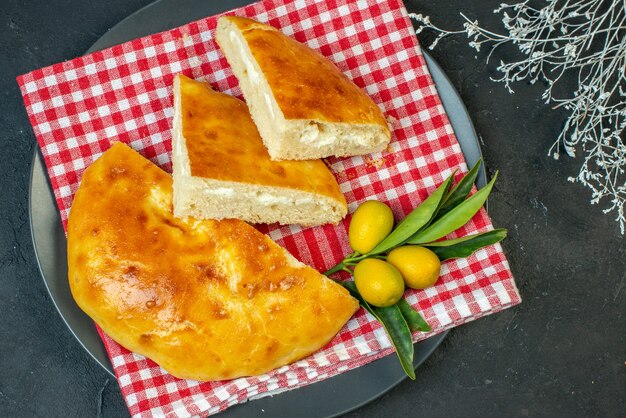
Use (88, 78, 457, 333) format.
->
(28, 0, 486, 415)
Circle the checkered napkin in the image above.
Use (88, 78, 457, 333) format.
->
(18, 0, 521, 416)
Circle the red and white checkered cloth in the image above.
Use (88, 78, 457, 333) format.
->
(18, 0, 521, 416)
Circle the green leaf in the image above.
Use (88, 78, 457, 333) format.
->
(368, 174, 455, 255)
(408, 172, 498, 245)
(374, 305, 415, 379)
(340, 281, 416, 380)
(437, 159, 482, 219)
(397, 299, 431, 332)
(425, 229, 507, 261)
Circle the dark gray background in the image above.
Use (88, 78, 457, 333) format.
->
(1, 0, 624, 417)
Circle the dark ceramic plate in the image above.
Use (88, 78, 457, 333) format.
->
(29, 0, 486, 416)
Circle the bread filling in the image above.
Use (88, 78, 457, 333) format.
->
(199, 186, 315, 206)
(230, 31, 260, 86)
(264, 92, 275, 118)
(175, 174, 342, 226)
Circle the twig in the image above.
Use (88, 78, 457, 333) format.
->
(410, 0, 626, 234)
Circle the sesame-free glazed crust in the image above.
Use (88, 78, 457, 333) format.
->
(222, 16, 390, 129)
(67, 143, 358, 381)
(177, 75, 346, 203)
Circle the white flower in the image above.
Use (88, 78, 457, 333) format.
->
(469, 41, 481, 51)
(563, 43, 577, 58)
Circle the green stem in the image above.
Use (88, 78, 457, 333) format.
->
(323, 262, 347, 276)
(368, 254, 387, 260)
(324, 261, 355, 276)
(344, 253, 370, 264)
(341, 266, 354, 274)
(325, 251, 374, 276)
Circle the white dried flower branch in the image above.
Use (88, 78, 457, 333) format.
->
(411, 0, 626, 234)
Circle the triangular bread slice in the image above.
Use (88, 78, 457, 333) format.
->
(172, 74, 347, 226)
(67, 142, 359, 381)
(215, 16, 391, 160)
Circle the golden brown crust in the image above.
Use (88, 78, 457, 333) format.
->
(178, 74, 346, 203)
(222, 16, 390, 129)
(67, 143, 358, 381)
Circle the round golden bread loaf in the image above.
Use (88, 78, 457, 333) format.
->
(67, 142, 359, 381)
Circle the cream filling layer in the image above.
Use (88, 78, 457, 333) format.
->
(201, 187, 315, 206)
(230, 31, 260, 85)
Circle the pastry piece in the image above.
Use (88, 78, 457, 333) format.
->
(172, 74, 347, 226)
(215, 16, 391, 160)
(67, 142, 359, 381)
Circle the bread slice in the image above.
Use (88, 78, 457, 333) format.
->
(215, 16, 391, 160)
(68, 142, 359, 381)
(172, 74, 347, 226)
